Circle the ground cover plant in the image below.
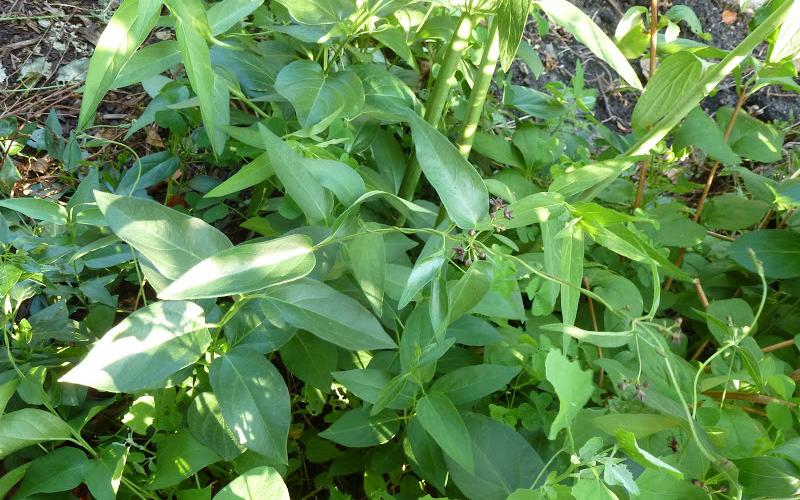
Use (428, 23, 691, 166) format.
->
(0, 0, 800, 498)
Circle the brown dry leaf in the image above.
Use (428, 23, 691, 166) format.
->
(146, 127, 165, 148)
(721, 10, 737, 25)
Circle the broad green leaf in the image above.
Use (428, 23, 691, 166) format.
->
(206, 0, 264, 35)
(188, 392, 244, 461)
(319, 408, 399, 447)
(716, 106, 785, 163)
(210, 348, 291, 463)
(673, 107, 740, 165)
(535, 0, 642, 89)
(0, 198, 68, 224)
(545, 349, 594, 439)
(60, 301, 210, 392)
(503, 192, 565, 229)
(549, 157, 644, 202)
(332, 369, 415, 409)
(504, 85, 565, 119)
(149, 430, 221, 489)
(111, 41, 181, 89)
(701, 194, 770, 231)
(398, 252, 446, 309)
(14, 446, 88, 497)
(158, 234, 316, 300)
(559, 222, 583, 327)
(275, 61, 364, 133)
(372, 25, 416, 68)
(165, 0, 230, 156)
(346, 228, 386, 315)
(706, 298, 754, 344)
(258, 124, 331, 223)
(614, 6, 648, 58)
(734, 456, 800, 498)
(95, 191, 232, 280)
(78, 0, 162, 129)
(729, 229, 800, 279)
(263, 278, 397, 351)
(279, 330, 337, 389)
(632, 52, 704, 132)
(770, 0, 800, 62)
(405, 418, 448, 493)
(448, 260, 493, 321)
(615, 429, 683, 479)
(0, 409, 74, 459)
(497, 0, 530, 71)
(0, 371, 18, 415)
(591, 413, 682, 438)
(406, 112, 488, 229)
(273, 0, 356, 25)
(533, 217, 561, 316)
(83, 443, 129, 500)
(416, 392, 474, 473)
(214, 466, 289, 500)
(431, 364, 520, 405)
(306, 159, 366, 206)
(445, 412, 544, 500)
(543, 324, 633, 348)
(205, 152, 272, 198)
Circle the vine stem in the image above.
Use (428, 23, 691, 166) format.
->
(398, 12, 473, 204)
(663, 86, 747, 290)
(457, 16, 500, 157)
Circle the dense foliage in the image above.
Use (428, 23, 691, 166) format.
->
(1, 0, 800, 498)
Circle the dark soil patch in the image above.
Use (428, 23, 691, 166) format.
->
(513, 0, 800, 129)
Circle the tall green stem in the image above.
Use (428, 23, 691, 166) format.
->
(457, 17, 500, 157)
(398, 13, 473, 203)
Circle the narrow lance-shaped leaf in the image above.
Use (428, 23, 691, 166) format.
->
(0, 409, 74, 459)
(405, 111, 489, 229)
(60, 301, 210, 393)
(164, 0, 230, 156)
(158, 234, 316, 300)
(535, 0, 643, 90)
(415, 392, 474, 473)
(559, 221, 584, 329)
(78, 0, 162, 129)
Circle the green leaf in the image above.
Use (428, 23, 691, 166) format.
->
(210, 348, 291, 464)
(273, 0, 356, 25)
(415, 392, 474, 473)
(158, 234, 316, 300)
(592, 413, 682, 438)
(305, 159, 366, 206)
(734, 456, 800, 498)
(702, 194, 770, 231)
(165, 0, 230, 156)
(279, 330, 337, 390)
(60, 301, 210, 392)
(497, 0, 530, 72)
(545, 349, 594, 439)
(95, 191, 232, 280)
(632, 52, 704, 132)
(406, 111, 489, 229)
(706, 298, 754, 343)
(263, 278, 397, 351)
(206, 0, 264, 35)
(535, 0, 642, 89)
(673, 107, 740, 165)
(431, 364, 520, 405)
(448, 260, 493, 322)
(0, 464, 29, 498)
(149, 430, 222, 489)
(0, 198, 68, 224)
(319, 408, 399, 447)
(213, 466, 289, 500)
(258, 124, 331, 223)
(15, 447, 88, 497)
(549, 157, 643, 202)
(398, 251, 446, 309)
(111, 41, 182, 89)
(615, 429, 683, 479)
(188, 392, 244, 461)
(559, 222, 583, 327)
(205, 152, 272, 198)
(716, 106, 784, 163)
(445, 412, 544, 500)
(613, 7, 648, 58)
(405, 418, 448, 493)
(83, 443, 129, 500)
(78, 0, 162, 129)
(0, 409, 74, 459)
(543, 324, 634, 348)
(770, 0, 800, 62)
(729, 229, 800, 279)
(275, 61, 364, 133)
(346, 228, 386, 315)
(332, 369, 415, 409)
(503, 192, 565, 229)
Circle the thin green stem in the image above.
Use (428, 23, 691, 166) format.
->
(457, 17, 500, 157)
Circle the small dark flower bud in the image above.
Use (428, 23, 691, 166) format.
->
(468, 229, 477, 237)
(504, 209, 513, 220)
(464, 258, 472, 267)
